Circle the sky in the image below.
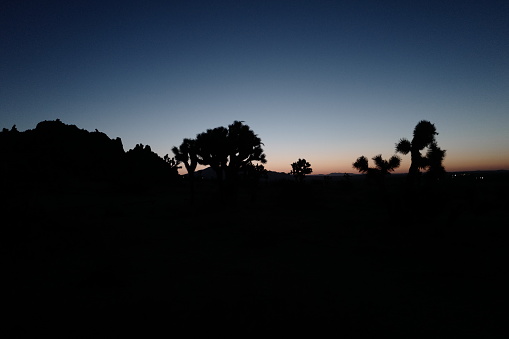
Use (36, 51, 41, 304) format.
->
(1, 0, 508, 174)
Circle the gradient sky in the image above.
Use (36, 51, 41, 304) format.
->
(2, 0, 508, 174)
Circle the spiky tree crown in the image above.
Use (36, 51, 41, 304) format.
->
(353, 154, 400, 175)
(290, 158, 312, 180)
(227, 121, 266, 166)
(353, 156, 369, 173)
(413, 120, 437, 150)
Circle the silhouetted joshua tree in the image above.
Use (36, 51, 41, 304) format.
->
(290, 159, 312, 183)
(194, 121, 267, 183)
(172, 138, 198, 201)
(226, 121, 266, 181)
(172, 138, 198, 180)
(195, 126, 229, 181)
(163, 154, 181, 177)
(395, 120, 446, 183)
(353, 154, 401, 187)
(425, 141, 446, 181)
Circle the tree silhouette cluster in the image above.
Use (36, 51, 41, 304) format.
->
(1, 119, 447, 194)
(352, 120, 446, 186)
(172, 121, 267, 183)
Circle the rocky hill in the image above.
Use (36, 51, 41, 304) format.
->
(0, 120, 176, 187)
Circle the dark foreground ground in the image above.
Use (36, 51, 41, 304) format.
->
(3, 173, 508, 336)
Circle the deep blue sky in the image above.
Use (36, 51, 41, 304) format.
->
(2, 0, 508, 173)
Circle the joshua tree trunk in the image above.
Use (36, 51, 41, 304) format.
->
(188, 171, 195, 204)
(408, 148, 421, 184)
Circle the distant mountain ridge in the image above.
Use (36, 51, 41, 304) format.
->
(195, 166, 292, 181)
(194, 167, 361, 181)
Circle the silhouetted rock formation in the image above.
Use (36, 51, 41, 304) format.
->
(0, 119, 177, 189)
(125, 143, 179, 188)
(0, 120, 124, 184)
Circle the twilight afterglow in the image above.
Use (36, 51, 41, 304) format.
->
(2, 0, 508, 174)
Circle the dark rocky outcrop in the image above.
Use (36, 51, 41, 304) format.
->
(0, 120, 177, 189)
